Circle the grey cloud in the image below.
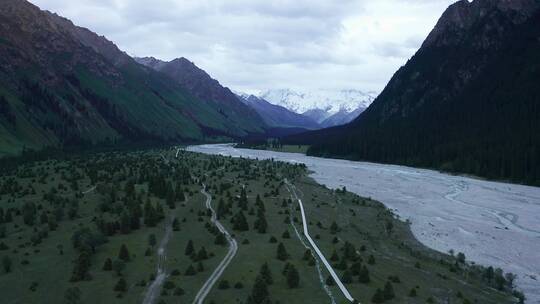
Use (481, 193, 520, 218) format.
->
(32, 0, 454, 92)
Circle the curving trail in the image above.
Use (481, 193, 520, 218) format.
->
(192, 186, 238, 304)
(142, 214, 176, 304)
(285, 179, 356, 303)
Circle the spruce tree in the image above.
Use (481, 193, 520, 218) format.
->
(148, 234, 157, 247)
(166, 183, 176, 209)
(196, 247, 208, 261)
(172, 218, 180, 231)
(214, 233, 227, 245)
(120, 211, 131, 234)
(260, 262, 273, 285)
(70, 251, 91, 282)
(256, 215, 268, 234)
(217, 199, 227, 219)
(185, 240, 194, 256)
(286, 264, 300, 288)
(197, 261, 205, 272)
(238, 188, 248, 210)
(102, 258, 113, 271)
(330, 221, 339, 234)
(383, 281, 395, 300)
(2, 255, 12, 273)
(233, 211, 249, 231)
(358, 265, 370, 284)
(276, 243, 289, 261)
(247, 275, 270, 304)
(114, 277, 127, 292)
(185, 264, 196, 276)
(118, 244, 130, 262)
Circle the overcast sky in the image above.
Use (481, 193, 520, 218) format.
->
(33, 0, 455, 94)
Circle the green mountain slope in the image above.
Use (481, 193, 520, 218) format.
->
(287, 0, 540, 185)
(0, 0, 266, 156)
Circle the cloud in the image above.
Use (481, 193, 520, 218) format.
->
(31, 0, 455, 92)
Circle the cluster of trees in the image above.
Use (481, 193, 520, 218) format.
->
(70, 227, 106, 282)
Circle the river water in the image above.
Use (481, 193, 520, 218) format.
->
(187, 144, 540, 303)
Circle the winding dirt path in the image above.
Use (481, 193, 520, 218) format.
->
(192, 186, 238, 304)
(285, 179, 356, 303)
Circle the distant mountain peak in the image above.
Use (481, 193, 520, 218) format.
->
(259, 89, 376, 125)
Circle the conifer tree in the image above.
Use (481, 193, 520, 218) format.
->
(118, 244, 130, 262)
(214, 233, 226, 245)
(384, 281, 395, 300)
(185, 264, 196, 276)
(114, 277, 127, 292)
(148, 234, 157, 247)
(247, 275, 270, 304)
(260, 262, 273, 285)
(102, 258, 113, 271)
(286, 264, 300, 288)
(120, 211, 131, 234)
(217, 198, 227, 219)
(255, 214, 268, 234)
(2, 255, 12, 273)
(358, 265, 370, 284)
(238, 188, 248, 210)
(197, 261, 205, 272)
(172, 218, 180, 231)
(276, 243, 289, 261)
(196, 246, 208, 261)
(330, 221, 339, 234)
(233, 211, 249, 231)
(70, 251, 91, 282)
(185, 240, 194, 256)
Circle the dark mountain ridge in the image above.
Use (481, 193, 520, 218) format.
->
(287, 0, 540, 185)
(235, 93, 320, 129)
(134, 56, 264, 132)
(0, 0, 266, 156)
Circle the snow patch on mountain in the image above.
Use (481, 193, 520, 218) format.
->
(259, 89, 377, 118)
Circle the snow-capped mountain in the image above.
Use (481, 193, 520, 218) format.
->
(259, 89, 376, 126)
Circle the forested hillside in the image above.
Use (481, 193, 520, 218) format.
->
(287, 0, 540, 186)
(0, 0, 266, 156)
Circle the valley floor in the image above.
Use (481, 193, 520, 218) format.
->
(190, 143, 539, 304)
(0, 146, 519, 304)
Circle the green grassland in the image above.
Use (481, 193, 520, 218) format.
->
(0, 148, 520, 304)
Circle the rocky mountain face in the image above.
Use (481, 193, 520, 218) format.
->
(260, 89, 375, 127)
(0, 0, 265, 155)
(235, 93, 320, 130)
(288, 0, 540, 185)
(134, 56, 263, 129)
